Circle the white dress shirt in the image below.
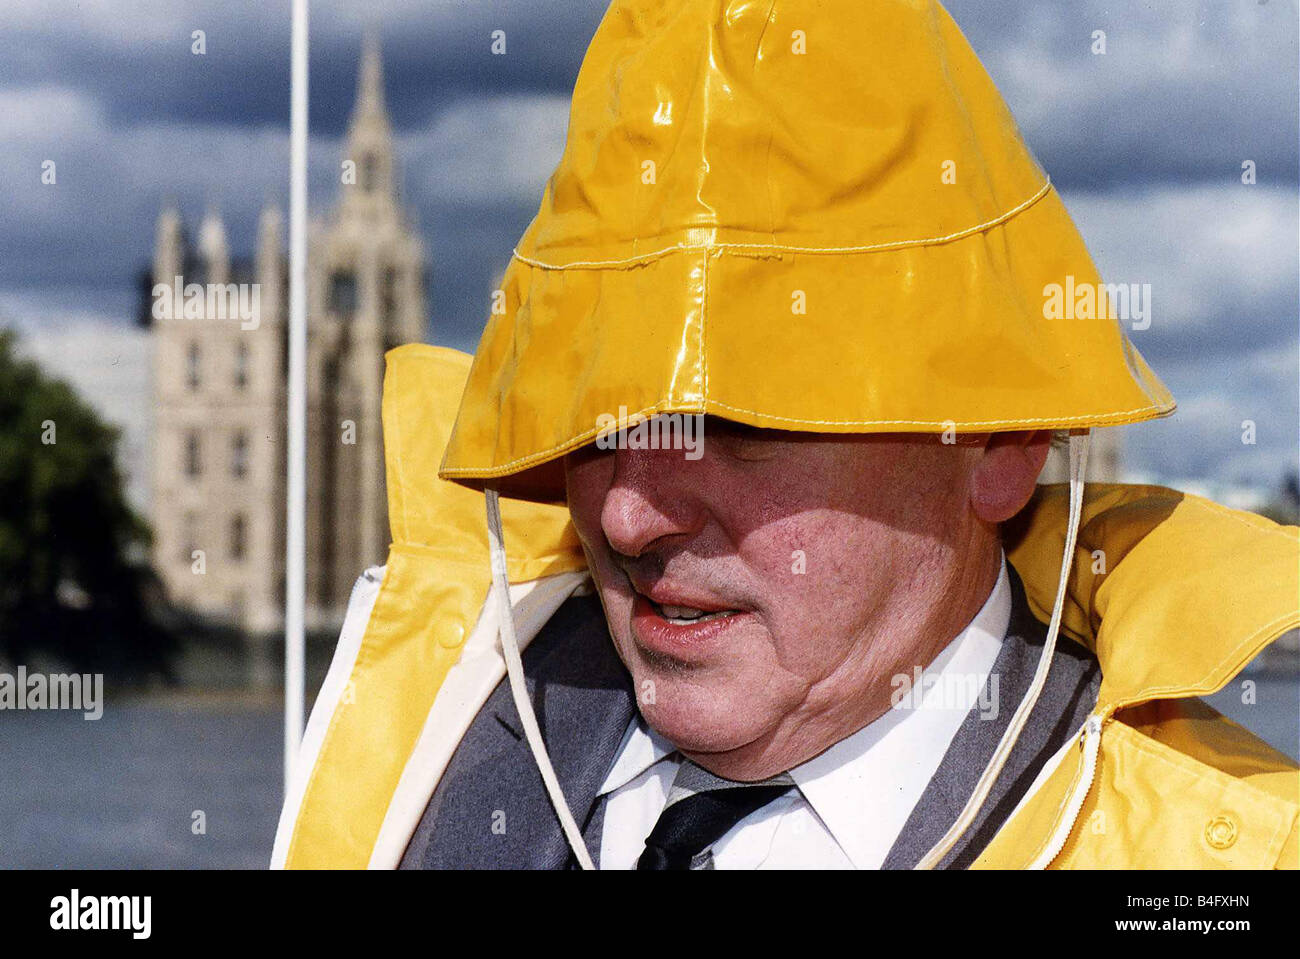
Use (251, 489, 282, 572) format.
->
(596, 557, 1011, 869)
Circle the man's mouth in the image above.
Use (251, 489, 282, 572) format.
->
(648, 600, 741, 625)
(625, 580, 750, 659)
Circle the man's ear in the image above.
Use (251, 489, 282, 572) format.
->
(969, 430, 1052, 524)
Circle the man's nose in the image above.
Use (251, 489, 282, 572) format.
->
(600, 448, 703, 558)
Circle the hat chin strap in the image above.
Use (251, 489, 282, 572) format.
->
(485, 487, 596, 870)
(914, 429, 1091, 870)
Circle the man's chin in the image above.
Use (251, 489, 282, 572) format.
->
(637, 686, 771, 758)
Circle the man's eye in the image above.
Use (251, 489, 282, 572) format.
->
(705, 417, 779, 459)
(565, 441, 612, 470)
(707, 417, 762, 439)
(705, 416, 760, 441)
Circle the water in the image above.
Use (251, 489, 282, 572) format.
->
(1203, 671, 1299, 761)
(0, 676, 1294, 868)
(0, 701, 282, 869)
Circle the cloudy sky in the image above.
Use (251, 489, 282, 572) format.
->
(1, 0, 1296, 503)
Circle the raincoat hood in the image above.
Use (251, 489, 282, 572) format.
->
(440, 0, 1174, 501)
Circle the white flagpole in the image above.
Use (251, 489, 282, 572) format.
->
(285, 0, 309, 793)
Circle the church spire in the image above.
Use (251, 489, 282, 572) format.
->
(356, 27, 387, 121)
(342, 29, 397, 213)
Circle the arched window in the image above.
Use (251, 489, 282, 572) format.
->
(323, 355, 340, 391)
(184, 431, 201, 478)
(229, 514, 247, 561)
(329, 269, 357, 318)
(182, 512, 199, 564)
(381, 266, 399, 322)
(186, 341, 201, 390)
(231, 430, 249, 479)
(234, 341, 249, 389)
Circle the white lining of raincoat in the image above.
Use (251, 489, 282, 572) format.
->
(271, 565, 386, 869)
(368, 570, 589, 869)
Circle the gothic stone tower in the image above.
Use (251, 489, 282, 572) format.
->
(150, 35, 426, 682)
(151, 202, 287, 686)
(306, 32, 426, 615)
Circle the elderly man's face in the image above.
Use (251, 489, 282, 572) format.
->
(564, 418, 1044, 780)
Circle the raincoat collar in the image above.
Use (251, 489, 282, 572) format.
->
(1005, 483, 1299, 711)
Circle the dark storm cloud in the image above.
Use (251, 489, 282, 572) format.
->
(4, 1, 1294, 183)
(0, 1, 607, 132)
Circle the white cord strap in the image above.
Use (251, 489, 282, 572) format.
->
(914, 430, 1091, 869)
(484, 488, 596, 870)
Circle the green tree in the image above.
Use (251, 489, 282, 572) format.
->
(0, 329, 173, 678)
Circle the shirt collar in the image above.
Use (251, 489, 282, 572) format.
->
(790, 557, 1010, 867)
(599, 710, 676, 796)
(597, 556, 1012, 867)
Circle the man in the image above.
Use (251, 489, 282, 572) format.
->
(273, 0, 1298, 869)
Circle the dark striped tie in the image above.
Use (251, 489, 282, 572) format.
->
(636, 761, 793, 870)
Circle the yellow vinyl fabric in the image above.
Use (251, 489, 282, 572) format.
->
(438, 0, 1174, 500)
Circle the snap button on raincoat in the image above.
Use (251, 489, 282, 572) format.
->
(272, 0, 1298, 869)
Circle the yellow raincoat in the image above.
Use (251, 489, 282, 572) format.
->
(274, 0, 1299, 868)
(273, 346, 1298, 869)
